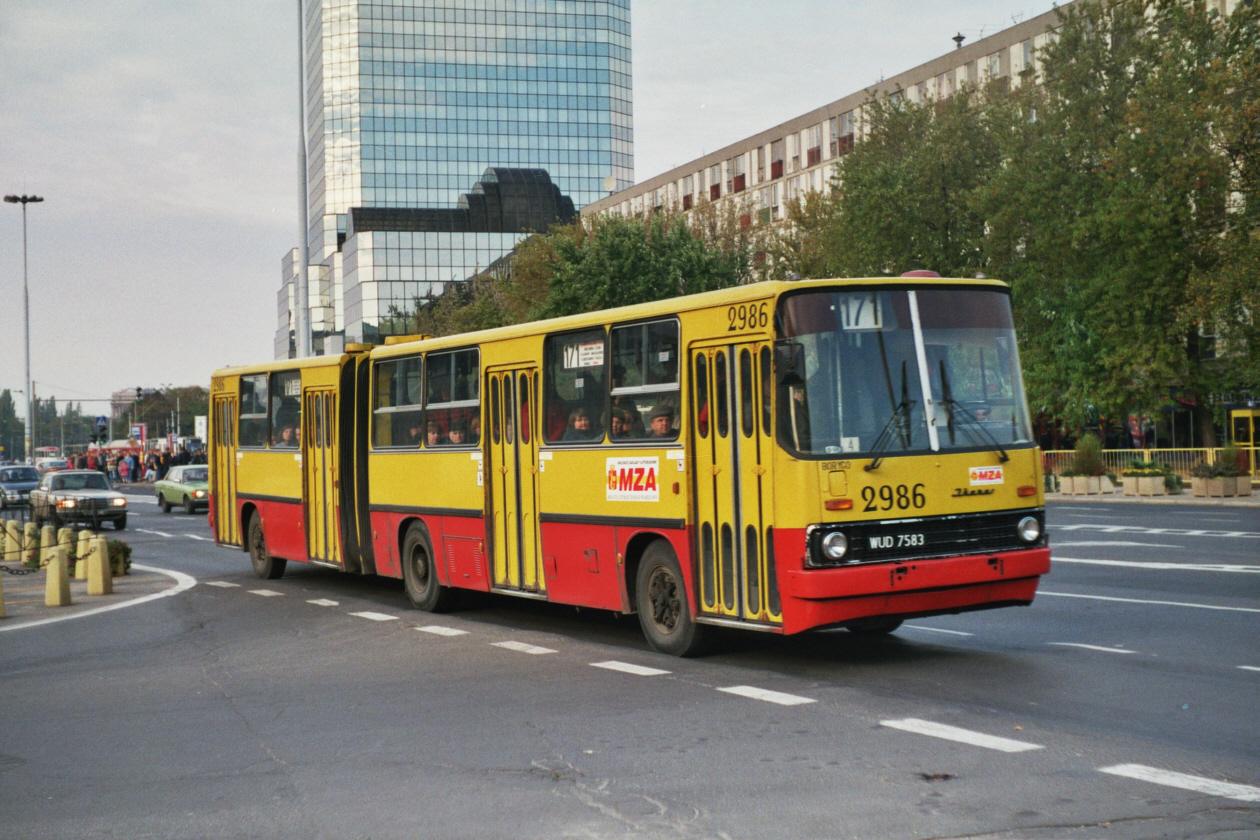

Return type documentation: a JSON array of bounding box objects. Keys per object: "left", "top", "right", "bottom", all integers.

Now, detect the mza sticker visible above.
[
  {"left": 969, "top": 466, "right": 1004, "bottom": 486},
  {"left": 607, "top": 457, "right": 659, "bottom": 502}
]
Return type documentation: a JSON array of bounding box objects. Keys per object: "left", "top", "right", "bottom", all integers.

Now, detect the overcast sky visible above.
[{"left": 0, "top": 0, "right": 1057, "bottom": 417}]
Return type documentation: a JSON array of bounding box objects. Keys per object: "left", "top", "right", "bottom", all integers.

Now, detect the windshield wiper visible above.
[
  {"left": 864, "top": 361, "right": 915, "bottom": 472},
  {"left": 939, "top": 360, "right": 1009, "bottom": 463}
]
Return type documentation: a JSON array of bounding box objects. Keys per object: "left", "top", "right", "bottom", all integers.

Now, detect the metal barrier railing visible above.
[{"left": 1043, "top": 447, "right": 1259, "bottom": 478}]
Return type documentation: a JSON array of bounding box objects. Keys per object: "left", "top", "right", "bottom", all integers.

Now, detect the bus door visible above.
[
  {"left": 689, "top": 342, "right": 781, "bottom": 625},
  {"left": 487, "top": 367, "right": 544, "bottom": 593},
  {"left": 211, "top": 395, "right": 239, "bottom": 546},
  {"left": 303, "top": 389, "right": 341, "bottom": 566}
]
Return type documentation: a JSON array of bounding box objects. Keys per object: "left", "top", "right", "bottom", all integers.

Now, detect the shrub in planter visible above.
[
  {"left": 1061, "top": 435, "right": 1107, "bottom": 494},
  {"left": 108, "top": 539, "right": 131, "bottom": 576},
  {"left": 1122, "top": 460, "right": 1170, "bottom": 496}
]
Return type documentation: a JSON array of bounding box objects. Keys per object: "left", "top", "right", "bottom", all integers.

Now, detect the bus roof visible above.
[{"left": 370, "top": 275, "right": 1008, "bottom": 360}]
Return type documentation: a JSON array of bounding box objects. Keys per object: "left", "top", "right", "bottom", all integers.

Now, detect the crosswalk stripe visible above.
[
  {"left": 417, "top": 625, "right": 469, "bottom": 636},
  {"left": 493, "top": 641, "right": 556, "bottom": 655},
  {"left": 205, "top": 581, "right": 240, "bottom": 588},
  {"left": 350, "top": 611, "right": 398, "bottom": 622},
  {"left": 591, "top": 660, "right": 671, "bottom": 677},
  {"left": 307, "top": 598, "right": 339, "bottom": 607},
  {"left": 717, "top": 685, "right": 816, "bottom": 706},
  {"left": 880, "top": 718, "right": 1043, "bottom": 752},
  {"left": 248, "top": 589, "right": 283, "bottom": 597},
  {"left": 1100, "top": 764, "right": 1260, "bottom": 803}
]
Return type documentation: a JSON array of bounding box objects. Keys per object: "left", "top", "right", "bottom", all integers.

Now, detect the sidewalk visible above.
[
  {"left": 1048, "top": 490, "right": 1260, "bottom": 507},
  {"left": 0, "top": 559, "right": 174, "bottom": 629}
]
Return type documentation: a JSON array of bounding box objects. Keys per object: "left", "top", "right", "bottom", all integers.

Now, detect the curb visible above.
[{"left": 1048, "top": 492, "right": 1260, "bottom": 507}]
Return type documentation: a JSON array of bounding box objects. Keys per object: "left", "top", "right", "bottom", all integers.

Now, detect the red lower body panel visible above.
[{"left": 241, "top": 498, "right": 306, "bottom": 563}]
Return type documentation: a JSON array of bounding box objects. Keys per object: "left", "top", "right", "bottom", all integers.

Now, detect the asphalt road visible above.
[{"left": 0, "top": 496, "right": 1256, "bottom": 839}]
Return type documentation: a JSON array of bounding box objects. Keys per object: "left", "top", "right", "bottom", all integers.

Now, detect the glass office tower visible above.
[{"left": 278, "top": 0, "right": 634, "bottom": 355}]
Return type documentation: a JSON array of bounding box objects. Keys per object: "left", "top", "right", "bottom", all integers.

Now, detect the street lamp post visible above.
[{"left": 4, "top": 194, "right": 44, "bottom": 464}]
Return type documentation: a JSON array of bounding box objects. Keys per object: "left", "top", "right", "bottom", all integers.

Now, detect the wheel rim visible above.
[
  {"left": 646, "top": 565, "right": 682, "bottom": 634},
  {"left": 250, "top": 524, "right": 266, "bottom": 564},
  {"left": 409, "top": 544, "right": 430, "bottom": 592}
]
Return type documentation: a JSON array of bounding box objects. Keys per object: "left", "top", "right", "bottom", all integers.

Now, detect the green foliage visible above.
[
  {"left": 1068, "top": 434, "right": 1106, "bottom": 477},
  {"left": 108, "top": 539, "right": 132, "bottom": 576},
  {"left": 1121, "top": 458, "right": 1171, "bottom": 476}
]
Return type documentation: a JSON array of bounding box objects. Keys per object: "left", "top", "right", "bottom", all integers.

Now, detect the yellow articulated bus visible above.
[{"left": 209, "top": 273, "right": 1050, "bottom": 655}]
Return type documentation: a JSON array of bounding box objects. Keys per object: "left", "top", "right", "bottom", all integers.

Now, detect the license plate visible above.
[{"left": 867, "top": 533, "right": 926, "bottom": 550}]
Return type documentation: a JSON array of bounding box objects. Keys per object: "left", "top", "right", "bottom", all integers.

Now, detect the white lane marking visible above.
[
  {"left": 416, "top": 625, "right": 469, "bottom": 637},
  {"left": 1238, "top": 666, "right": 1260, "bottom": 673},
  {"left": 1037, "top": 590, "right": 1260, "bottom": 614},
  {"left": 136, "top": 529, "right": 174, "bottom": 538},
  {"left": 1100, "top": 764, "right": 1260, "bottom": 803},
  {"left": 1049, "top": 642, "right": 1137, "bottom": 654},
  {"left": 1054, "top": 524, "right": 1259, "bottom": 539},
  {"left": 880, "top": 718, "right": 1043, "bottom": 752},
  {"left": 0, "top": 564, "right": 197, "bottom": 633},
  {"left": 903, "top": 625, "right": 974, "bottom": 636},
  {"left": 717, "top": 685, "right": 816, "bottom": 706},
  {"left": 185, "top": 534, "right": 212, "bottom": 542},
  {"left": 205, "top": 581, "right": 240, "bottom": 588},
  {"left": 350, "top": 611, "right": 398, "bottom": 622},
  {"left": 493, "top": 640, "right": 557, "bottom": 655},
  {"left": 1053, "top": 557, "right": 1259, "bottom": 573},
  {"left": 307, "top": 598, "right": 339, "bottom": 607},
  {"left": 1054, "top": 541, "right": 1183, "bottom": 549},
  {"left": 591, "top": 660, "right": 672, "bottom": 677},
  {"left": 249, "top": 589, "right": 283, "bottom": 597}
]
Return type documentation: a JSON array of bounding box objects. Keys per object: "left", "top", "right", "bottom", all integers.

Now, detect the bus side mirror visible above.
[{"left": 775, "top": 341, "right": 806, "bottom": 388}]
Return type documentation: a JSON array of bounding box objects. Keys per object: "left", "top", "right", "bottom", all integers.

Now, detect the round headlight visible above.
[
  {"left": 1017, "top": 516, "right": 1041, "bottom": 543},
  {"left": 821, "top": 531, "right": 849, "bottom": 561}
]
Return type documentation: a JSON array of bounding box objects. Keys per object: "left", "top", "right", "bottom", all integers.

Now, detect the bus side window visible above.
[
  {"left": 545, "top": 328, "right": 607, "bottom": 443},
  {"left": 239, "top": 374, "right": 268, "bottom": 448}
]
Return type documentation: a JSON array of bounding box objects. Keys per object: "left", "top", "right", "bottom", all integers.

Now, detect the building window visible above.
[
  {"left": 1021, "top": 40, "right": 1033, "bottom": 73},
  {"left": 788, "top": 133, "right": 800, "bottom": 173},
  {"left": 770, "top": 139, "right": 785, "bottom": 180},
  {"left": 806, "top": 125, "right": 822, "bottom": 167},
  {"left": 756, "top": 146, "right": 766, "bottom": 183},
  {"left": 836, "top": 111, "right": 855, "bottom": 156},
  {"left": 967, "top": 61, "right": 978, "bottom": 86},
  {"left": 917, "top": 82, "right": 928, "bottom": 102},
  {"left": 682, "top": 175, "right": 693, "bottom": 211},
  {"left": 709, "top": 164, "right": 722, "bottom": 200},
  {"left": 732, "top": 155, "right": 747, "bottom": 192}
]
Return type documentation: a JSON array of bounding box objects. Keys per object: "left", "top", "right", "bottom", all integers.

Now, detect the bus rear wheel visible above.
[
  {"left": 402, "top": 525, "right": 457, "bottom": 612},
  {"left": 635, "top": 540, "right": 711, "bottom": 657},
  {"left": 248, "top": 516, "right": 285, "bottom": 579}
]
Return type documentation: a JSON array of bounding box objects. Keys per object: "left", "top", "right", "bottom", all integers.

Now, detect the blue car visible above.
[{"left": 0, "top": 465, "right": 41, "bottom": 511}]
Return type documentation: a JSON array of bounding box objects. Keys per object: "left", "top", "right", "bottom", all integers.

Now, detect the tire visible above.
[
  {"left": 183, "top": 496, "right": 196, "bottom": 515},
  {"left": 248, "top": 515, "right": 286, "bottom": 579},
  {"left": 113, "top": 514, "right": 127, "bottom": 531},
  {"left": 635, "top": 540, "right": 711, "bottom": 657},
  {"left": 846, "top": 617, "right": 903, "bottom": 636},
  {"left": 159, "top": 493, "right": 171, "bottom": 514},
  {"left": 401, "top": 524, "right": 457, "bottom": 612}
]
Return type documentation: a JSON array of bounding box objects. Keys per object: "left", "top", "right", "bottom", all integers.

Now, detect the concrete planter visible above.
[
  {"left": 1062, "top": 475, "right": 1103, "bottom": 495},
  {"left": 1122, "top": 476, "right": 1138, "bottom": 496},
  {"left": 1192, "top": 477, "right": 1235, "bottom": 497},
  {"left": 1236, "top": 476, "right": 1253, "bottom": 497},
  {"left": 1137, "top": 476, "right": 1166, "bottom": 496}
]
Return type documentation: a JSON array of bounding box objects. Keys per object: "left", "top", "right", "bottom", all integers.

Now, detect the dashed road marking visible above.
[
  {"left": 903, "top": 625, "right": 974, "bottom": 636},
  {"left": 136, "top": 529, "right": 174, "bottom": 538},
  {"left": 1054, "top": 524, "right": 1259, "bottom": 539},
  {"left": 591, "top": 660, "right": 671, "bottom": 676},
  {"left": 880, "top": 718, "right": 1043, "bottom": 752},
  {"left": 307, "top": 598, "right": 339, "bottom": 607},
  {"left": 185, "top": 534, "right": 212, "bottom": 542},
  {"left": 249, "top": 589, "right": 283, "bottom": 597},
  {"left": 350, "top": 611, "right": 398, "bottom": 622},
  {"left": 1049, "top": 642, "right": 1137, "bottom": 654},
  {"left": 1037, "top": 590, "right": 1260, "bottom": 614},
  {"left": 1054, "top": 541, "right": 1182, "bottom": 549},
  {"left": 417, "top": 625, "right": 469, "bottom": 637},
  {"left": 205, "top": 581, "right": 240, "bottom": 588},
  {"left": 1239, "top": 666, "right": 1260, "bottom": 673},
  {"left": 717, "top": 685, "right": 816, "bottom": 706},
  {"left": 1099, "top": 764, "right": 1260, "bottom": 803},
  {"left": 1053, "top": 557, "right": 1260, "bottom": 573},
  {"left": 492, "top": 641, "right": 556, "bottom": 655}
]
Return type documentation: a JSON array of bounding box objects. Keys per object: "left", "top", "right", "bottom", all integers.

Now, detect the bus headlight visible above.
[
  {"left": 821, "top": 531, "right": 849, "bottom": 561},
  {"left": 1017, "top": 516, "right": 1041, "bottom": 543}
]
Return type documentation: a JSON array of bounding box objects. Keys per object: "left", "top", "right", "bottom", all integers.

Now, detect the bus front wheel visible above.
[
  {"left": 635, "top": 540, "right": 711, "bottom": 657},
  {"left": 402, "top": 525, "right": 457, "bottom": 612},
  {"left": 248, "top": 516, "right": 286, "bottom": 580}
]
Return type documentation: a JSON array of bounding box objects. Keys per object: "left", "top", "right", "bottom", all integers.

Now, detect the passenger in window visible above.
[
  {"left": 274, "top": 425, "right": 297, "bottom": 448},
  {"left": 610, "top": 408, "right": 635, "bottom": 440},
  {"left": 448, "top": 421, "right": 468, "bottom": 446},
  {"left": 648, "top": 404, "right": 676, "bottom": 439},
  {"left": 426, "top": 422, "right": 444, "bottom": 447},
  {"left": 408, "top": 421, "right": 425, "bottom": 446},
  {"left": 467, "top": 416, "right": 481, "bottom": 445},
  {"left": 562, "top": 407, "right": 600, "bottom": 441}
]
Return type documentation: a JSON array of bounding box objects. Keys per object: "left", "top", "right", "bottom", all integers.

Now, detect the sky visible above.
[{"left": 0, "top": 0, "right": 1058, "bottom": 419}]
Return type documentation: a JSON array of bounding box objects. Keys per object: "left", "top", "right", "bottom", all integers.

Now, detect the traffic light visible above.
[{"left": 135, "top": 387, "right": 142, "bottom": 401}]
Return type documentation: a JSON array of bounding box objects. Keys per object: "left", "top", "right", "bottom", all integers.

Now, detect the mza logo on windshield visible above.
[
  {"left": 969, "top": 466, "right": 1004, "bottom": 486},
  {"left": 607, "top": 457, "right": 659, "bottom": 502}
]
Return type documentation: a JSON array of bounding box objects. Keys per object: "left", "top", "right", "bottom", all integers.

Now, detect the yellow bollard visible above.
[
  {"left": 58, "top": 527, "right": 74, "bottom": 559},
  {"left": 23, "top": 522, "right": 39, "bottom": 567},
  {"left": 87, "top": 537, "right": 112, "bottom": 596},
  {"left": 40, "top": 525, "right": 57, "bottom": 571},
  {"left": 76, "top": 530, "right": 93, "bottom": 574},
  {"left": 4, "top": 520, "right": 19, "bottom": 563},
  {"left": 45, "top": 546, "right": 71, "bottom": 607}
]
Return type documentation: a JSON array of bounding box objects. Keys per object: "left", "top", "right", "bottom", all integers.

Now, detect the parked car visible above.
[
  {"left": 0, "top": 465, "right": 41, "bottom": 510},
  {"left": 154, "top": 465, "right": 209, "bottom": 514},
  {"left": 29, "top": 470, "right": 128, "bottom": 530},
  {"left": 35, "top": 458, "right": 71, "bottom": 474}
]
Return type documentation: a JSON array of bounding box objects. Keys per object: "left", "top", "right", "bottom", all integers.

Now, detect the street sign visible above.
[{"left": 95, "top": 415, "right": 108, "bottom": 430}]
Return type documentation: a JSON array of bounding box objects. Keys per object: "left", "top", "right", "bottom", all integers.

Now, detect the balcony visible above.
[
  {"left": 710, "top": 184, "right": 721, "bottom": 201},
  {"left": 732, "top": 174, "right": 746, "bottom": 193},
  {"left": 771, "top": 160, "right": 784, "bottom": 180},
  {"left": 682, "top": 194, "right": 693, "bottom": 211},
  {"left": 807, "top": 147, "right": 821, "bottom": 167},
  {"left": 836, "top": 134, "right": 855, "bottom": 155}
]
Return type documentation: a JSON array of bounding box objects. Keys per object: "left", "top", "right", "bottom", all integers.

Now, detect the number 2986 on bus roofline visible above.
[{"left": 207, "top": 273, "right": 1049, "bottom": 656}]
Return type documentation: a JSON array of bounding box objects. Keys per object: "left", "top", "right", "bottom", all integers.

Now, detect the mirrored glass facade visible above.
[{"left": 278, "top": 0, "right": 634, "bottom": 356}]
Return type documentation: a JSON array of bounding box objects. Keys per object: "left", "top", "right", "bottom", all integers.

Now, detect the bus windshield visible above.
[{"left": 776, "top": 287, "right": 1033, "bottom": 458}]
